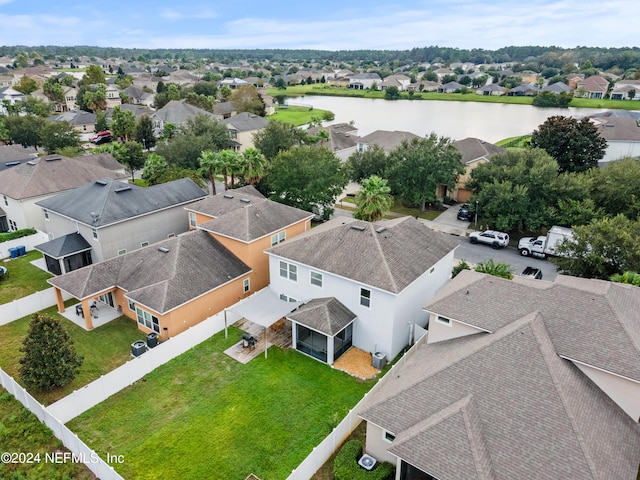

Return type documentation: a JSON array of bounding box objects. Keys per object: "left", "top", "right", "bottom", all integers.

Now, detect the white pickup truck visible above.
[{"left": 518, "top": 226, "right": 574, "bottom": 259}]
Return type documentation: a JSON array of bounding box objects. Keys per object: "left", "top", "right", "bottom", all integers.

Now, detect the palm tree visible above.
[
  {"left": 218, "top": 149, "right": 241, "bottom": 189},
  {"left": 239, "top": 148, "right": 267, "bottom": 186},
  {"left": 198, "top": 149, "right": 224, "bottom": 195},
  {"left": 353, "top": 175, "right": 393, "bottom": 222},
  {"left": 474, "top": 259, "right": 513, "bottom": 279}
]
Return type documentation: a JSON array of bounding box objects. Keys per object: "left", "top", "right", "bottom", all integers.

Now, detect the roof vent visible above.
[
  {"left": 223, "top": 194, "right": 234, "bottom": 199},
  {"left": 375, "top": 227, "right": 386, "bottom": 233},
  {"left": 46, "top": 155, "right": 62, "bottom": 161},
  {"left": 240, "top": 198, "right": 251, "bottom": 203},
  {"left": 27, "top": 161, "right": 36, "bottom": 166},
  {"left": 115, "top": 186, "right": 131, "bottom": 193},
  {"left": 95, "top": 179, "right": 108, "bottom": 185},
  {"left": 350, "top": 225, "right": 366, "bottom": 231},
  {"left": 158, "top": 247, "right": 169, "bottom": 253},
  {"left": 4, "top": 161, "right": 19, "bottom": 166}
]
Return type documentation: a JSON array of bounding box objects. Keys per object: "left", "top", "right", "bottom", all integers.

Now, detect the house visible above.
[
  {"left": 0, "top": 154, "right": 127, "bottom": 232},
  {"left": 48, "top": 229, "right": 253, "bottom": 336},
  {"left": 266, "top": 216, "right": 458, "bottom": 364},
  {"left": 34, "top": 177, "right": 207, "bottom": 274},
  {"left": 349, "top": 73, "right": 382, "bottom": 90},
  {"left": 185, "top": 185, "right": 313, "bottom": 291},
  {"left": 475, "top": 83, "right": 505, "bottom": 96},
  {"left": 359, "top": 270, "right": 640, "bottom": 480},
  {"left": 575, "top": 75, "right": 610, "bottom": 99},
  {"left": 588, "top": 110, "right": 640, "bottom": 163},
  {"left": 221, "top": 112, "right": 269, "bottom": 153},
  {"left": 381, "top": 74, "right": 411, "bottom": 91},
  {"left": 433, "top": 68, "right": 454, "bottom": 81},
  {"left": 152, "top": 100, "right": 222, "bottom": 135},
  {"left": 356, "top": 130, "right": 420, "bottom": 154},
  {"left": 213, "top": 101, "right": 237, "bottom": 119},
  {"left": 450, "top": 138, "right": 506, "bottom": 202},
  {"left": 307, "top": 123, "right": 359, "bottom": 161},
  {"left": 220, "top": 77, "right": 249, "bottom": 89},
  {"left": 48, "top": 110, "right": 97, "bottom": 135},
  {"left": 122, "top": 85, "right": 155, "bottom": 107},
  {"left": 0, "top": 86, "right": 25, "bottom": 114},
  {"left": 437, "top": 81, "right": 464, "bottom": 93},
  {"left": 62, "top": 86, "right": 79, "bottom": 112},
  {"left": 517, "top": 70, "right": 539, "bottom": 84},
  {"left": 610, "top": 79, "right": 640, "bottom": 100},
  {"left": 566, "top": 73, "right": 585, "bottom": 89},
  {"left": 105, "top": 84, "right": 121, "bottom": 109},
  {"left": 541, "top": 81, "right": 572, "bottom": 94},
  {"left": 408, "top": 79, "right": 439, "bottom": 92},
  {"left": 506, "top": 83, "right": 539, "bottom": 96}
]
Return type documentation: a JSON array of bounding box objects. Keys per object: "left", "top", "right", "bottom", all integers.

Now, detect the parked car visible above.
[
  {"left": 457, "top": 203, "right": 471, "bottom": 221},
  {"left": 469, "top": 230, "right": 509, "bottom": 249},
  {"left": 90, "top": 131, "right": 112, "bottom": 144}
]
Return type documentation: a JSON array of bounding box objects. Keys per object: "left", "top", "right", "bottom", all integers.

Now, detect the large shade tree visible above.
[
  {"left": 252, "top": 120, "right": 311, "bottom": 161},
  {"left": 40, "top": 121, "right": 80, "bottom": 153},
  {"left": 345, "top": 144, "right": 389, "bottom": 183},
  {"left": 387, "top": 134, "right": 464, "bottom": 212},
  {"left": 266, "top": 145, "right": 347, "bottom": 219},
  {"left": 529, "top": 115, "right": 607, "bottom": 173}
]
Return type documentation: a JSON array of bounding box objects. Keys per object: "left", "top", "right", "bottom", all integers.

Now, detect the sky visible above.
[{"left": 0, "top": 0, "right": 638, "bottom": 51}]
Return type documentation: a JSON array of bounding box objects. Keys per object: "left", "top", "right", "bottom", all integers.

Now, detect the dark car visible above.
[{"left": 457, "top": 203, "right": 471, "bottom": 221}]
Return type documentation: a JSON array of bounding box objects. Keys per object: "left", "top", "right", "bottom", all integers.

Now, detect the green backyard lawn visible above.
[
  {"left": 68, "top": 326, "right": 377, "bottom": 480},
  {"left": 0, "top": 250, "right": 53, "bottom": 304},
  {"left": 0, "top": 306, "right": 142, "bottom": 405},
  {"left": 267, "top": 104, "right": 333, "bottom": 126}
]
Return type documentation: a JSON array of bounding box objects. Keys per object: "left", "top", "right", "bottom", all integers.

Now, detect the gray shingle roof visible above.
[
  {"left": 0, "top": 154, "right": 128, "bottom": 200},
  {"left": 267, "top": 217, "right": 458, "bottom": 293},
  {"left": 360, "top": 303, "right": 640, "bottom": 480},
  {"left": 453, "top": 138, "right": 506, "bottom": 165},
  {"left": 221, "top": 112, "right": 269, "bottom": 132},
  {"left": 35, "top": 232, "right": 91, "bottom": 258},
  {"left": 153, "top": 100, "right": 222, "bottom": 124},
  {"left": 425, "top": 270, "right": 640, "bottom": 381},
  {"left": 358, "top": 130, "right": 420, "bottom": 152},
  {"left": 287, "top": 297, "right": 356, "bottom": 336},
  {"left": 36, "top": 177, "right": 206, "bottom": 227},
  {"left": 48, "top": 229, "right": 251, "bottom": 314}
]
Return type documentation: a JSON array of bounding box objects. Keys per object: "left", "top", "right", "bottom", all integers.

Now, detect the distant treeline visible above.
[{"left": 1, "top": 45, "right": 640, "bottom": 70}]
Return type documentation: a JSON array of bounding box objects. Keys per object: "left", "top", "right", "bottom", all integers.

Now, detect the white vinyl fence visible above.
[
  {"left": 286, "top": 333, "right": 426, "bottom": 480},
  {"left": 0, "top": 230, "right": 48, "bottom": 259},
  {"left": 47, "top": 311, "right": 226, "bottom": 423},
  {"left": 0, "top": 368, "right": 125, "bottom": 480},
  {"left": 0, "top": 288, "right": 72, "bottom": 326}
]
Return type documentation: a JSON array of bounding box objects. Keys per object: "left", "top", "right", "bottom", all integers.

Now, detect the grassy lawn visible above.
[
  {"left": 268, "top": 84, "right": 640, "bottom": 110},
  {"left": 0, "top": 250, "right": 53, "bottom": 304},
  {"left": 267, "top": 104, "right": 333, "bottom": 126},
  {"left": 68, "top": 326, "right": 377, "bottom": 480},
  {"left": 389, "top": 199, "right": 444, "bottom": 221},
  {"left": 0, "top": 387, "right": 96, "bottom": 480},
  {"left": 0, "top": 306, "right": 142, "bottom": 405}
]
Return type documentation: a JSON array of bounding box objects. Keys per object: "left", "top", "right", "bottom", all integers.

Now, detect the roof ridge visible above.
[
  {"left": 605, "top": 284, "right": 640, "bottom": 355},
  {"left": 369, "top": 223, "right": 399, "bottom": 293}
]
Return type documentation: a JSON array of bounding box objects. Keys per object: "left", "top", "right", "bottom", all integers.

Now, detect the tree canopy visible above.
[
  {"left": 346, "top": 145, "right": 389, "bottom": 183},
  {"left": 353, "top": 175, "right": 393, "bottom": 222},
  {"left": 252, "top": 120, "right": 311, "bottom": 161}
]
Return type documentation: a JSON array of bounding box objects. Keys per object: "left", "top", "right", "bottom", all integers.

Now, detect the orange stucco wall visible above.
[{"left": 188, "top": 211, "right": 215, "bottom": 230}]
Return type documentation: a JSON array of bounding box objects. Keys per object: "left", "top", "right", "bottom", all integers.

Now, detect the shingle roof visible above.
[
  {"left": 453, "top": 138, "right": 506, "bottom": 165},
  {"left": 48, "top": 229, "right": 251, "bottom": 314},
  {"left": 287, "top": 297, "right": 356, "bottom": 336},
  {"left": 360, "top": 300, "right": 640, "bottom": 480},
  {"left": 221, "top": 112, "right": 269, "bottom": 132},
  {"left": 36, "top": 177, "right": 206, "bottom": 227},
  {"left": 358, "top": 130, "right": 420, "bottom": 152},
  {"left": 153, "top": 100, "right": 222, "bottom": 124},
  {"left": 267, "top": 217, "right": 458, "bottom": 294},
  {"left": 0, "top": 154, "right": 128, "bottom": 200},
  {"left": 34, "top": 232, "right": 91, "bottom": 258}
]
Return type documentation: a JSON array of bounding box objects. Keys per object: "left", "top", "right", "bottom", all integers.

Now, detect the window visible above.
[
  {"left": 3, "top": 195, "right": 7, "bottom": 206},
  {"left": 8, "top": 219, "right": 17, "bottom": 231},
  {"left": 189, "top": 212, "right": 197, "bottom": 228},
  {"left": 117, "top": 249, "right": 126, "bottom": 255},
  {"left": 436, "top": 316, "right": 452, "bottom": 327},
  {"left": 279, "top": 293, "right": 297, "bottom": 303},
  {"left": 43, "top": 208, "right": 49, "bottom": 220},
  {"left": 136, "top": 307, "right": 160, "bottom": 333},
  {"left": 140, "top": 241, "right": 149, "bottom": 247},
  {"left": 92, "top": 227, "right": 98, "bottom": 240},
  {"left": 48, "top": 232, "right": 54, "bottom": 240},
  {"left": 310, "top": 271, "right": 323, "bottom": 287},
  {"left": 279, "top": 261, "right": 297, "bottom": 281},
  {"left": 384, "top": 431, "right": 396, "bottom": 442},
  {"left": 360, "top": 288, "right": 371, "bottom": 308},
  {"left": 243, "top": 278, "right": 250, "bottom": 293},
  {"left": 128, "top": 299, "right": 135, "bottom": 311},
  {"left": 271, "top": 231, "right": 286, "bottom": 246}
]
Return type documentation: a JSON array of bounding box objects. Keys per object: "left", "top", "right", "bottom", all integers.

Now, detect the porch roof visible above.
[
  {"left": 35, "top": 232, "right": 91, "bottom": 259},
  {"left": 227, "top": 288, "right": 302, "bottom": 328},
  {"left": 287, "top": 297, "right": 356, "bottom": 336}
]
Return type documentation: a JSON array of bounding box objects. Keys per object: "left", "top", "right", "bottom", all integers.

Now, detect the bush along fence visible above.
[
  {"left": 0, "top": 368, "right": 125, "bottom": 480},
  {"left": 0, "top": 229, "right": 48, "bottom": 259}
]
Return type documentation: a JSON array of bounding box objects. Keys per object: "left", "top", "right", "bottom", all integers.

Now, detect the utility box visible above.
[
  {"left": 146, "top": 332, "right": 159, "bottom": 348},
  {"left": 131, "top": 340, "right": 147, "bottom": 357},
  {"left": 372, "top": 351, "right": 387, "bottom": 369}
]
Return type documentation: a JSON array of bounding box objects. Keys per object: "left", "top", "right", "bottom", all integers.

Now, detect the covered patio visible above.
[{"left": 58, "top": 299, "right": 122, "bottom": 330}]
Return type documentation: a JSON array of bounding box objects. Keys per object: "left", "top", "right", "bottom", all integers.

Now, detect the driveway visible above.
[{"left": 423, "top": 204, "right": 472, "bottom": 237}]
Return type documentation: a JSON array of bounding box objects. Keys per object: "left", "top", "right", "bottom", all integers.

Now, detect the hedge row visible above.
[
  {"left": 0, "top": 228, "right": 36, "bottom": 244},
  {"left": 334, "top": 440, "right": 395, "bottom": 480}
]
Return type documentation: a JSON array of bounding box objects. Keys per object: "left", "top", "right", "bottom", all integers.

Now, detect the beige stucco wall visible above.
[
  {"left": 573, "top": 361, "right": 640, "bottom": 421},
  {"left": 364, "top": 422, "right": 398, "bottom": 465},
  {"left": 426, "top": 312, "right": 487, "bottom": 344}
]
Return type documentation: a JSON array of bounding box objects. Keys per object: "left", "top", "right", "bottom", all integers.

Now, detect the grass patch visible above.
[
  {"left": 0, "top": 250, "right": 53, "bottom": 304},
  {"left": 68, "top": 326, "right": 377, "bottom": 480},
  {"left": 0, "top": 307, "right": 141, "bottom": 405},
  {"left": 267, "top": 105, "right": 333, "bottom": 126},
  {"left": 0, "top": 387, "right": 96, "bottom": 480},
  {"left": 389, "top": 199, "right": 443, "bottom": 221}
]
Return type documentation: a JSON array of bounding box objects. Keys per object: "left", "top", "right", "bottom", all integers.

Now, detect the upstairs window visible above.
[{"left": 360, "top": 288, "right": 371, "bottom": 308}]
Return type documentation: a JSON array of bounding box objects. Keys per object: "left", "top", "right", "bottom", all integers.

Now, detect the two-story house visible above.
[
  {"left": 266, "top": 216, "right": 458, "bottom": 365},
  {"left": 34, "top": 177, "right": 207, "bottom": 275},
  {"left": 359, "top": 270, "right": 640, "bottom": 480},
  {"left": 349, "top": 73, "right": 382, "bottom": 90},
  {"left": 449, "top": 138, "right": 506, "bottom": 202},
  {"left": 221, "top": 112, "right": 270, "bottom": 153}
]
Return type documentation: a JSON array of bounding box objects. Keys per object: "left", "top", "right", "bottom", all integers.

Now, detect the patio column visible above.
[
  {"left": 81, "top": 301, "right": 94, "bottom": 330},
  {"left": 54, "top": 287, "right": 65, "bottom": 313}
]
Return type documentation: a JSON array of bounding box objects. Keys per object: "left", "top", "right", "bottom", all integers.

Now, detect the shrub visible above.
[
  {"left": 334, "top": 439, "right": 395, "bottom": 480},
  {"left": 0, "top": 228, "right": 37, "bottom": 243}
]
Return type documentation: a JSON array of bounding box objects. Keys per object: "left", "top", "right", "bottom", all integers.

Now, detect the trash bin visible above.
[
  {"left": 16, "top": 245, "right": 26, "bottom": 256},
  {"left": 371, "top": 351, "right": 387, "bottom": 369},
  {"left": 146, "top": 332, "right": 159, "bottom": 348},
  {"left": 8, "top": 247, "right": 18, "bottom": 259},
  {"left": 131, "top": 340, "right": 147, "bottom": 357}
]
